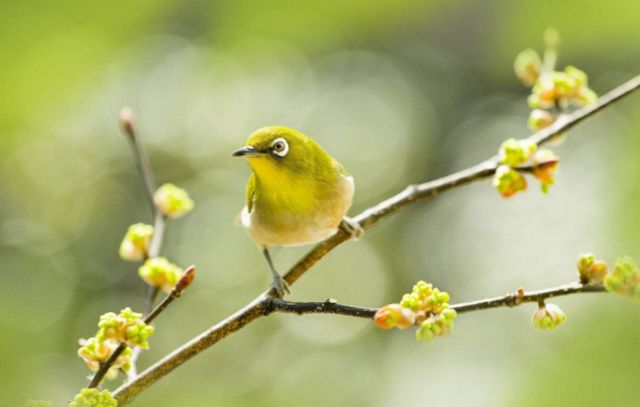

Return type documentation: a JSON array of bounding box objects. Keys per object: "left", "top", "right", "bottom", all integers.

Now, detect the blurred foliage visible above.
[{"left": 1, "top": 1, "right": 640, "bottom": 406}]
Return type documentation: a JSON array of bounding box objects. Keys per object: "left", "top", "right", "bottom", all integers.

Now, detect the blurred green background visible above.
[{"left": 2, "top": 1, "right": 640, "bottom": 406}]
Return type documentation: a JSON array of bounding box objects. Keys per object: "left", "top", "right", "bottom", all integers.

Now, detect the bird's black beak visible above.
[{"left": 232, "top": 145, "right": 261, "bottom": 157}]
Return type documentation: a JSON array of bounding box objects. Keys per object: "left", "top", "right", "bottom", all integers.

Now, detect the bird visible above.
[{"left": 233, "top": 126, "right": 361, "bottom": 297}]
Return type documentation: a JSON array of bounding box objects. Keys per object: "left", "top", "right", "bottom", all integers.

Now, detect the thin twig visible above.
[
  {"left": 266, "top": 282, "right": 607, "bottom": 319},
  {"left": 113, "top": 74, "right": 640, "bottom": 405},
  {"left": 120, "top": 107, "right": 157, "bottom": 212},
  {"left": 119, "top": 108, "right": 169, "bottom": 381},
  {"left": 87, "top": 267, "right": 196, "bottom": 388}
]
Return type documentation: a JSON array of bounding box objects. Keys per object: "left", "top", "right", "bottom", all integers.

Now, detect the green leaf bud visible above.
[{"left": 153, "top": 183, "right": 194, "bottom": 219}]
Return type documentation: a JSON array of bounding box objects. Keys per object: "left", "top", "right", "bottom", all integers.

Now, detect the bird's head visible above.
[{"left": 233, "top": 126, "right": 333, "bottom": 180}]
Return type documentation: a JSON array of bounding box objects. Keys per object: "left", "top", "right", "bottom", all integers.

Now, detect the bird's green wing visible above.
[{"left": 246, "top": 172, "right": 256, "bottom": 213}]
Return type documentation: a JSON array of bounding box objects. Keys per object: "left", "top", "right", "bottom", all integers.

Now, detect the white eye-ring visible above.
[{"left": 270, "top": 137, "right": 289, "bottom": 157}]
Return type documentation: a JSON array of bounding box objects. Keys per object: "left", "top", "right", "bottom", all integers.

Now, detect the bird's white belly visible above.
[{"left": 241, "top": 175, "right": 354, "bottom": 247}]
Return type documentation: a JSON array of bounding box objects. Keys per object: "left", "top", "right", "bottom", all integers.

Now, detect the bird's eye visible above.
[{"left": 270, "top": 138, "right": 289, "bottom": 157}]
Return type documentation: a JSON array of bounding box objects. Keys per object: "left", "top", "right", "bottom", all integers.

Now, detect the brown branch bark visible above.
[
  {"left": 113, "top": 74, "right": 640, "bottom": 405},
  {"left": 266, "top": 282, "right": 607, "bottom": 318}
]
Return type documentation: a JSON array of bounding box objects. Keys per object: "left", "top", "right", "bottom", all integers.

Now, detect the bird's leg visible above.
[
  {"left": 339, "top": 217, "right": 364, "bottom": 240},
  {"left": 261, "top": 246, "right": 290, "bottom": 297}
]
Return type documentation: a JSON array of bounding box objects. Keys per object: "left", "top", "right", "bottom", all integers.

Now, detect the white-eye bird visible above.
[{"left": 233, "top": 126, "right": 360, "bottom": 296}]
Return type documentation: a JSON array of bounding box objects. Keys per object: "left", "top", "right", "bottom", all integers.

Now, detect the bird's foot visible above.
[
  {"left": 340, "top": 217, "right": 364, "bottom": 241},
  {"left": 270, "top": 274, "right": 290, "bottom": 298}
]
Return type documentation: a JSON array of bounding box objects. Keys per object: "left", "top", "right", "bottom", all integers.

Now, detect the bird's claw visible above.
[
  {"left": 340, "top": 217, "right": 364, "bottom": 241},
  {"left": 270, "top": 274, "right": 290, "bottom": 298}
]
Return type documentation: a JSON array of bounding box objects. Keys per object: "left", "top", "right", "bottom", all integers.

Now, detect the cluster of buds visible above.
[
  {"left": 68, "top": 388, "right": 117, "bottom": 407},
  {"left": 154, "top": 183, "right": 194, "bottom": 219},
  {"left": 576, "top": 253, "right": 608, "bottom": 285},
  {"left": 493, "top": 165, "right": 527, "bottom": 198},
  {"left": 493, "top": 138, "right": 560, "bottom": 197},
  {"left": 96, "top": 307, "right": 154, "bottom": 349},
  {"left": 532, "top": 302, "right": 567, "bottom": 330},
  {"left": 499, "top": 138, "right": 537, "bottom": 167},
  {"left": 374, "top": 281, "right": 457, "bottom": 342},
  {"left": 77, "top": 337, "right": 132, "bottom": 379},
  {"left": 515, "top": 31, "right": 597, "bottom": 114},
  {"left": 415, "top": 309, "right": 458, "bottom": 341},
  {"left": 118, "top": 223, "right": 153, "bottom": 261},
  {"left": 515, "top": 30, "right": 597, "bottom": 144},
  {"left": 604, "top": 256, "right": 640, "bottom": 301},
  {"left": 528, "top": 66, "right": 597, "bottom": 111},
  {"left": 138, "top": 257, "right": 183, "bottom": 293}
]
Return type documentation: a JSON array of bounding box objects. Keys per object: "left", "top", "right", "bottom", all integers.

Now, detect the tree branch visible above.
[
  {"left": 87, "top": 267, "right": 196, "bottom": 388},
  {"left": 113, "top": 74, "right": 640, "bottom": 405},
  {"left": 266, "top": 282, "right": 607, "bottom": 319}
]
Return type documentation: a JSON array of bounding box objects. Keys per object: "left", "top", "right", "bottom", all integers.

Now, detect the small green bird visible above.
[{"left": 233, "top": 126, "right": 360, "bottom": 296}]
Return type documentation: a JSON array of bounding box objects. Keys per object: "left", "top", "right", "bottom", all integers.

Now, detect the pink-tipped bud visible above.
[
  {"left": 175, "top": 265, "right": 196, "bottom": 293},
  {"left": 374, "top": 304, "right": 415, "bottom": 330},
  {"left": 119, "top": 106, "right": 135, "bottom": 138}
]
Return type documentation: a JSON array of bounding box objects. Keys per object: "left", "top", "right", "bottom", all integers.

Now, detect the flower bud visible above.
[
  {"left": 532, "top": 303, "right": 567, "bottom": 330},
  {"left": 577, "top": 253, "right": 595, "bottom": 279},
  {"left": 138, "top": 257, "right": 183, "bottom": 293},
  {"left": 69, "top": 388, "right": 117, "bottom": 407},
  {"left": 498, "top": 138, "right": 538, "bottom": 167},
  {"left": 153, "top": 183, "right": 194, "bottom": 219},
  {"left": 528, "top": 77, "right": 557, "bottom": 109},
  {"left": 589, "top": 261, "right": 608, "bottom": 285},
  {"left": 528, "top": 65, "right": 597, "bottom": 110},
  {"left": 604, "top": 256, "right": 640, "bottom": 301},
  {"left": 77, "top": 337, "right": 132, "bottom": 378},
  {"left": 514, "top": 49, "right": 542, "bottom": 87},
  {"left": 493, "top": 165, "right": 527, "bottom": 198},
  {"left": 97, "top": 307, "right": 155, "bottom": 349},
  {"left": 527, "top": 109, "right": 555, "bottom": 131},
  {"left": 415, "top": 308, "right": 457, "bottom": 342},
  {"left": 175, "top": 265, "right": 196, "bottom": 293},
  {"left": 576, "top": 253, "right": 608, "bottom": 285},
  {"left": 532, "top": 149, "right": 559, "bottom": 194},
  {"left": 374, "top": 304, "right": 415, "bottom": 330},
  {"left": 119, "top": 223, "right": 154, "bottom": 261}
]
